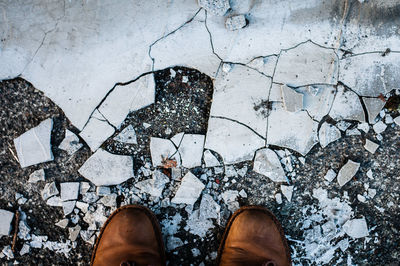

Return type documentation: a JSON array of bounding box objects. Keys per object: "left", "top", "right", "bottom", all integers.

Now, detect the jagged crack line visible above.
[
  {"left": 204, "top": 10, "right": 223, "bottom": 62},
  {"left": 211, "top": 116, "right": 266, "bottom": 141},
  {"left": 342, "top": 50, "right": 400, "bottom": 59},
  {"left": 222, "top": 61, "right": 274, "bottom": 79},
  {"left": 96, "top": 109, "right": 117, "bottom": 130}
]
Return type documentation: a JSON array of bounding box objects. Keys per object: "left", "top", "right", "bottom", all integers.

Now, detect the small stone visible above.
[
  {"left": 366, "top": 169, "right": 373, "bottom": 179},
  {"left": 253, "top": 148, "right": 287, "bottom": 182},
  {"left": 143, "top": 123, "right": 151, "bottom": 129},
  {"left": 385, "top": 114, "right": 393, "bottom": 124},
  {"left": 337, "top": 160, "right": 360, "bottom": 187},
  {"left": 18, "top": 220, "right": 31, "bottom": 240},
  {"left": 357, "top": 194, "right": 366, "bottom": 203},
  {"left": 182, "top": 76, "right": 189, "bottom": 83},
  {"left": 96, "top": 186, "right": 111, "bottom": 196},
  {"left": 225, "top": 15, "right": 247, "bottom": 31},
  {"left": 275, "top": 193, "right": 283, "bottom": 204},
  {"left": 357, "top": 122, "right": 370, "bottom": 133},
  {"left": 60, "top": 182, "right": 80, "bottom": 201},
  {"left": 239, "top": 189, "right": 247, "bottom": 198},
  {"left": 41, "top": 182, "right": 59, "bottom": 201},
  {"left": 2, "top": 246, "right": 14, "bottom": 259},
  {"left": 58, "top": 129, "right": 83, "bottom": 155},
  {"left": 281, "top": 85, "right": 303, "bottom": 112},
  {"left": 55, "top": 219, "right": 69, "bottom": 228},
  {"left": 319, "top": 122, "right": 341, "bottom": 148},
  {"left": 376, "top": 133, "right": 383, "bottom": 141},
  {"left": 280, "top": 185, "right": 294, "bottom": 202},
  {"left": 167, "top": 236, "right": 184, "bottom": 251},
  {"left": 192, "top": 248, "right": 201, "bottom": 257},
  {"left": 99, "top": 193, "right": 117, "bottom": 207},
  {"left": 324, "top": 169, "right": 337, "bottom": 182},
  {"left": 198, "top": 0, "right": 230, "bottom": 16},
  {"left": 113, "top": 125, "right": 137, "bottom": 144},
  {"left": 169, "top": 69, "right": 176, "bottom": 78},
  {"left": 368, "top": 188, "right": 377, "bottom": 198},
  {"left": 13, "top": 118, "right": 54, "bottom": 168},
  {"left": 62, "top": 201, "right": 76, "bottom": 216},
  {"left": 0, "top": 210, "right": 14, "bottom": 237},
  {"left": 203, "top": 150, "right": 220, "bottom": 168},
  {"left": 373, "top": 121, "right": 387, "bottom": 134},
  {"left": 171, "top": 172, "right": 205, "bottom": 205},
  {"left": 19, "top": 243, "right": 30, "bottom": 256},
  {"left": 343, "top": 218, "right": 369, "bottom": 238},
  {"left": 364, "top": 139, "right": 379, "bottom": 154},
  {"left": 28, "top": 169, "right": 45, "bottom": 183},
  {"left": 221, "top": 190, "right": 239, "bottom": 212},
  {"left": 68, "top": 225, "right": 81, "bottom": 241},
  {"left": 337, "top": 239, "right": 349, "bottom": 252}
]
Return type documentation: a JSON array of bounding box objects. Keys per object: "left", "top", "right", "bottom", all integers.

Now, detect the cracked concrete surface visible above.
[{"left": 1, "top": 0, "right": 400, "bottom": 265}]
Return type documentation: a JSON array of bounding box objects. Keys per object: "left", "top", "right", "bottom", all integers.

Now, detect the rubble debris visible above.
[
  {"left": 46, "top": 196, "right": 62, "bottom": 207},
  {"left": 170, "top": 132, "right": 184, "bottom": 146},
  {"left": 79, "top": 110, "right": 115, "bottom": 152},
  {"left": 1, "top": 246, "right": 14, "bottom": 259},
  {"left": 60, "top": 183, "right": 80, "bottom": 201},
  {"left": 357, "top": 122, "right": 369, "bottom": 133},
  {"left": 68, "top": 225, "right": 81, "bottom": 241},
  {"left": 346, "top": 128, "right": 361, "bottom": 136},
  {"left": 343, "top": 218, "right": 369, "bottom": 238},
  {"left": 221, "top": 190, "right": 239, "bottom": 212},
  {"left": 324, "top": 169, "right": 337, "bottom": 182},
  {"left": 280, "top": 185, "right": 294, "bottom": 202},
  {"left": 178, "top": 134, "right": 205, "bottom": 168},
  {"left": 253, "top": 148, "right": 287, "bottom": 182},
  {"left": 225, "top": 15, "right": 247, "bottom": 31},
  {"left": 281, "top": 85, "right": 303, "bottom": 112},
  {"left": 167, "top": 236, "right": 184, "bottom": 251},
  {"left": 80, "top": 182, "right": 91, "bottom": 195},
  {"left": 28, "top": 169, "right": 45, "bottom": 183},
  {"left": 62, "top": 201, "right": 76, "bottom": 216},
  {"left": 171, "top": 172, "right": 205, "bottom": 205},
  {"left": 150, "top": 137, "right": 181, "bottom": 168},
  {"left": 76, "top": 202, "right": 89, "bottom": 213},
  {"left": 199, "top": 194, "right": 220, "bottom": 220},
  {"left": 319, "top": 122, "right": 341, "bottom": 148},
  {"left": 385, "top": 114, "right": 393, "bottom": 124},
  {"left": 78, "top": 149, "right": 134, "bottom": 186},
  {"left": 80, "top": 230, "right": 95, "bottom": 245},
  {"left": 372, "top": 121, "right": 387, "bottom": 134},
  {"left": 198, "top": 0, "right": 230, "bottom": 16},
  {"left": 239, "top": 189, "right": 247, "bottom": 198},
  {"left": 337, "top": 160, "right": 360, "bottom": 187},
  {"left": 363, "top": 97, "right": 386, "bottom": 122},
  {"left": 99, "top": 194, "right": 117, "bottom": 207},
  {"left": 41, "top": 182, "right": 59, "bottom": 201},
  {"left": 16, "top": 193, "right": 27, "bottom": 205},
  {"left": 0, "top": 210, "right": 14, "bottom": 237},
  {"left": 82, "top": 192, "right": 99, "bottom": 204},
  {"left": 203, "top": 150, "right": 220, "bottom": 167},
  {"left": 20, "top": 243, "right": 30, "bottom": 256},
  {"left": 357, "top": 194, "right": 366, "bottom": 203},
  {"left": 329, "top": 86, "right": 365, "bottom": 123},
  {"left": 96, "top": 186, "right": 111, "bottom": 196},
  {"left": 113, "top": 125, "right": 138, "bottom": 144},
  {"left": 274, "top": 41, "right": 338, "bottom": 87},
  {"left": 298, "top": 85, "right": 335, "bottom": 121},
  {"left": 135, "top": 170, "right": 170, "bottom": 198},
  {"left": 275, "top": 193, "right": 282, "bottom": 204},
  {"left": 83, "top": 205, "right": 107, "bottom": 230},
  {"left": 364, "top": 139, "right": 379, "bottom": 154},
  {"left": 13, "top": 118, "right": 54, "bottom": 168},
  {"left": 58, "top": 129, "right": 83, "bottom": 155},
  {"left": 394, "top": 116, "right": 400, "bottom": 126},
  {"left": 55, "top": 219, "right": 69, "bottom": 229}
]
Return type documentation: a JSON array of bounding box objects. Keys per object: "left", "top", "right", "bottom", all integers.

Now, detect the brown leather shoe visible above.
[
  {"left": 91, "top": 205, "right": 166, "bottom": 266},
  {"left": 217, "top": 206, "right": 291, "bottom": 266}
]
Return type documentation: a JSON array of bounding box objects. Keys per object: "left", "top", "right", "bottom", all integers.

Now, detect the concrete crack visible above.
[{"left": 211, "top": 115, "right": 266, "bottom": 141}]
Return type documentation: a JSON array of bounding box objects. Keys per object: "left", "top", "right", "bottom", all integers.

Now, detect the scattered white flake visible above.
[
  {"left": 346, "top": 128, "right": 361, "bottom": 136},
  {"left": 62, "top": 201, "right": 76, "bottom": 216},
  {"left": 239, "top": 189, "right": 247, "bottom": 198},
  {"left": 182, "top": 76, "right": 189, "bottom": 83},
  {"left": 337, "top": 238, "right": 349, "bottom": 252},
  {"left": 80, "top": 182, "right": 91, "bottom": 195},
  {"left": 366, "top": 169, "right": 374, "bottom": 179},
  {"left": 41, "top": 182, "right": 59, "bottom": 200},
  {"left": 28, "top": 169, "right": 45, "bottom": 183},
  {"left": 150, "top": 137, "right": 181, "bottom": 168},
  {"left": 68, "top": 225, "right": 81, "bottom": 241},
  {"left": 161, "top": 213, "right": 182, "bottom": 236},
  {"left": 167, "top": 236, "right": 184, "bottom": 251},
  {"left": 96, "top": 186, "right": 111, "bottom": 196},
  {"left": 275, "top": 193, "right": 283, "bottom": 204},
  {"left": 281, "top": 85, "right": 303, "bottom": 112},
  {"left": 376, "top": 133, "right": 383, "bottom": 141},
  {"left": 394, "top": 116, "right": 400, "bottom": 126},
  {"left": 185, "top": 209, "right": 214, "bottom": 237},
  {"left": 13, "top": 118, "right": 54, "bottom": 168},
  {"left": 373, "top": 121, "right": 387, "bottom": 134},
  {"left": 221, "top": 190, "right": 239, "bottom": 212},
  {"left": 171, "top": 172, "right": 205, "bottom": 205},
  {"left": 1, "top": 246, "right": 14, "bottom": 259},
  {"left": 46, "top": 196, "right": 62, "bottom": 207},
  {"left": 55, "top": 219, "right": 69, "bottom": 228},
  {"left": 76, "top": 202, "right": 89, "bottom": 213},
  {"left": 199, "top": 194, "right": 220, "bottom": 221},
  {"left": 203, "top": 150, "right": 220, "bottom": 167},
  {"left": 170, "top": 132, "right": 184, "bottom": 146},
  {"left": 20, "top": 243, "right": 30, "bottom": 256},
  {"left": 78, "top": 149, "right": 134, "bottom": 186},
  {"left": 324, "top": 169, "right": 337, "bottom": 182},
  {"left": 143, "top": 123, "right": 151, "bottom": 129},
  {"left": 135, "top": 170, "right": 170, "bottom": 198},
  {"left": 80, "top": 230, "right": 95, "bottom": 245},
  {"left": 363, "top": 97, "right": 386, "bottom": 122},
  {"left": 60, "top": 182, "right": 80, "bottom": 201},
  {"left": 343, "top": 218, "right": 369, "bottom": 238},
  {"left": 59, "top": 130, "right": 83, "bottom": 155},
  {"left": 281, "top": 185, "right": 294, "bottom": 202},
  {"left": 319, "top": 122, "right": 341, "bottom": 148},
  {"left": 357, "top": 194, "right": 366, "bottom": 203},
  {"left": 0, "top": 210, "right": 14, "bottom": 237},
  {"left": 113, "top": 125, "right": 137, "bottom": 144},
  {"left": 368, "top": 188, "right": 377, "bottom": 198},
  {"left": 357, "top": 122, "right": 370, "bottom": 133},
  {"left": 82, "top": 192, "right": 99, "bottom": 203},
  {"left": 253, "top": 148, "right": 287, "bottom": 182},
  {"left": 99, "top": 193, "right": 117, "bottom": 207},
  {"left": 178, "top": 134, "right": 205, "bottom": 168},
  {"left": 337, "top": 160, "right": 360, "bottom": 187},
  {"left": 299, "top": 157, "right": 306, "bottom": 165},
  {"left": 225, "top": 15, "right": 247, "bottom": 31},
  {"left": 169, "top": 68, "right": 176, "bottom": 78},
  {"left": 364, "top": 139, "right": 379, "bottom": 154},
  {"left": 198, "top": 0, "right": 230, "bottom": 16}
]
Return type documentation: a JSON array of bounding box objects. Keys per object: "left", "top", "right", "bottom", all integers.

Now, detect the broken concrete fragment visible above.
[
  {"left": 13, "top": 118, "right": 53, "bottom": 168},
  {"left": 363, "top": 97, "right": 386, "bottom": 122},
  {"left": 357, "top": 122, "right": 370, "bottom": 133},
  {"left": 225, "top": 15, "right": 247, "bottom": 31},
  {"left": 324, "top": 169, "right": 337, "bottom": 182},
  {"left": 20, "top": 243, "right": 30, "bottom": 256},
  {"left": 80, "top": 182, "right": 91, "bottom": 195},
  {"left": 135, "top": 170, "right": 170, "bottom": 198},
  {"left": 59, "top": 130, "right": 83, "bottom": 155},
  {"left": 60, "top": 183, "right": 80, "bottom": 201},
  {"left": 62, "top": 201, "right": 76, "bottom": 216},
  {"left": 178, "top": 134, "right": 205, "bottom": 168},
  {"left": 55, "top": 219, "right": 69, "bottom": 229},
  {"left": 281, "top": 85, "right": 303, "bottom": 112},
  {"left": 76, "top": 202, "right": 89, "bottom": 213},
  {"left": 203, "top": 150, "right": 220, "bottom": 167},
  {"left": 394, "top": 116, "right": 400, "bottom": 126},
  {"left": 46, "top": 196, "right": 62, "bottom": 207},
  {"left": 99, "top": 194, "right": 117, "bottom": 207},
  {"left": 319, "top": 122, "right": 341, "bottom": 148},
  {"left": 28, "top": 169, "right": 45, "bottom": 183},
  {"left": 96, "top": 187, "right": 111, "bottom": 196},
  {"left": 298, "top": 85, "right": 336, "bottom": 121},
  {"left": 364, "top": 139, "right": 379, "bottom": 154},
  {"left": 373, "top": 121, "right": 387, "bottom": 134},
  {"left": 199, "top": 194, "right": 220, "bottom": 220},
  {"left": 329, "top": 86, "right": 365, "bottom": 123},
  {"left": 346, "top": 128, "right": 361, "bottom": 136},
  {"left": 281, "top": 185, "right": 294, "bottom": 202},
  {"left": 68, "top": 225, "right": 81, "bottom": 242},
  {"left": 79, "top": 110, "right": 115, "bottom": 152},
  {"left": 150, "top": 137, "right": 181, "bottom": 168},
  {"left": 336, "top": 121, "right": 352, "bottom": 131},
  {"left": 0, "top": 210, "right": 14, "bottom": 237},
  {"left": 343, "top": 218, "right": 369, "bottom": 238},
  {"left": 78, "top": 149, "right": 134, "bottom": 186},
  {"left": 274, "top": 41, "right": 338, "bottom": 87},
  {"left": 337, "top": 160, "right": 360, "bottom": 187},
  {"left": 253, "top": 148, "right": 287, "bottom": 182},
  {"left": 41, "top": 182, "right": 59, "bottom": 201},
  {"left": 198, "top": 0, "right": 230, "bottom": 16},
  {"left": 167, "top": 236, "right": 184, "bottom": 251},
  {"left": 221, "top": 190, "right": 239, "bottom": 212},
  {"left": 113, "top": 125, "right": 137, "bottom": 144},
  {"left": 185, "top": 209, "right": 214, "bottom": 237},
  {"left": 171, "top": 172, "right": 205, "bottom": 205}
]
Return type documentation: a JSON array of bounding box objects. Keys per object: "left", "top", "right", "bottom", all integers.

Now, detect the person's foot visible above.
[
  {"left": 91, "top": 205, "right": 166, "bottom": 266},
  {"left": 217, "top": 206, "right": 291, "bottom": 266}
]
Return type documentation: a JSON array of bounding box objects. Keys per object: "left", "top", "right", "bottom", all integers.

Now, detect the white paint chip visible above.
[
  {"left": 281, "top": 185, "right": 294, "bottom": 202},
  {"left": 178, "top": 134, "right": 205, "bottom": 168},
  {"left": 319, "top": 122, "right": 341, "bottom": 148},
  {"left": 343, "top": 218, "right": 369, "bottom": 238},
  {"left": 364, "top": 139, "right": 379, "bottom": 154},
  {"left": 281, "top": 85, "right": 303, "bottom": 112},
  {"left": 253, "top": 148, "right": 287, "bottom": 182},
  {"left": 60, "top": 183, "right": 80, "bottom": 201},
  {"left": 150, "top": 137, "right": 181, "bottom": 168},
  {"left": 28, "top": 169, "right": 45, "bottom": 183},
  {"left": 171, "top": 172, "right": 205, "bottom": 205},
  {"left": 0, "top": 210, "right": 14, "bottom": 237},
  {"left": 13, "top": 118, "right": 54, "bottom": 168},
  {"left": 113, "top": 125, "right": 137, "bottom": 144},
  {"left": 78, "top": 149, "right": 134, "bottom": 186},
  {"left": 337, "top": 160, "right": 360, "bottom": 187},
  {"left": 58, "top": 130, "right": 83, "bottom": 155}
]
